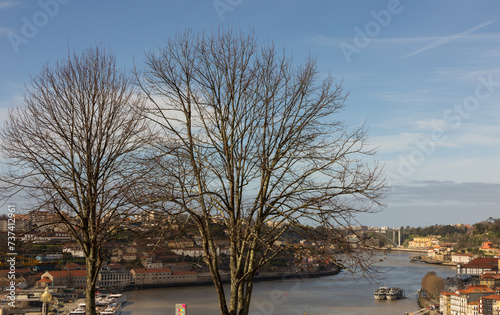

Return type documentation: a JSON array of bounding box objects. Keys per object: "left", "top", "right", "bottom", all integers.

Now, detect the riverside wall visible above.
[{"left": 123, "top": 267, "right": 341, "bottom": 291}]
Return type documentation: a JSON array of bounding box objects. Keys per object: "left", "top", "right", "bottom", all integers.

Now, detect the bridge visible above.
[{"left": 366, "top": 228, "right": 404, "bottom": 248}]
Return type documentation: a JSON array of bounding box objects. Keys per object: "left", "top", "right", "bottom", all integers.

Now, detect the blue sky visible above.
[{"left": 1, "top": 0, "right": 500, "bottom": 227}]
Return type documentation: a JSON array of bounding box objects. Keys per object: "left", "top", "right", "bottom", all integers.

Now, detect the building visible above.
[
  {"left": 167, "top": 238, "right": 194, "bottom": 248},
  {"left": 457, "top": 258, "right": 498, "bottom": 276},
  {"left": 408, "top": 237, "right": 437, "bottom": 249},
  {"left": 142, "top": 257, "right": 164, "bottom": 269},
  {"left": 63, "top": 263, "right": 84, "bottom": 271},
  {"left": 452, "top": 253, "right": 475, "bottom": 265},
  {"left": 467, "top": 300, "right": 479, "bottom": 315},
  {"left": 481, "top": 242, "right": 494, "bottom": 250},
  {"left": 440, "top": 291, "right": 454, "bottom": 315},
  {"left": 448, "top": 285, "right": 496, "bottom": 315},
  {"left": 40, "top": 270, "right": 87, "bottom": 288},
  {"left": 130, "top": 268, "right": 172, "bottom": 285},
  {"left": 480, "top": 294, "right": 500, "bottom": 315},
  {"left": 62, "top": 244, "right": 85, "bottom": 258},
  {"left": 163, "top": 262, "right": 193, "bottom": 272},
  {"left": 98, "top": 264, "right": 131, "bottom": 288},
  {"left": 0, "top": 218, "right": 29, "bottom": 232},
  {"left": 480, "top": 274, "right": 500, "bottom": 290},
  {"left": 36, "top": 277, "right": 52, "bottom": 289},
  {"left": 170, "top": 270, "right": 197, "bottom": 283},
  {"left": 130, "top": 268, "right": 198, "bottom": 286},
  {"left": 172, "top": 247, "right": 204, "bottom": 258},
  {"left": 0, "top": 269, "right": 28, "bottom": 289}
]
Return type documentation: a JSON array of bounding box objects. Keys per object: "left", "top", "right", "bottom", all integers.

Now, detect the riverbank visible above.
[
  {"left": 386, "top": 247, "right": 429, "bottom": 253},
  {"left": 410, "top": 255, "right": 457, "bottom": 266},
  {"left": 124, "top": 267, "right": 341, "bottom": 291}
]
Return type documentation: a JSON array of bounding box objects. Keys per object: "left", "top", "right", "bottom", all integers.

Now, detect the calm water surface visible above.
[{"left": 122, "top": 252, "right": 456, "bottom": 314}]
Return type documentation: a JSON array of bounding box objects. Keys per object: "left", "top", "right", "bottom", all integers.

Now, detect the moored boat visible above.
[
  {"left": 70, "top": 298, "right": 123, "bottom": 315},
  {"left": 99, "top": 303, "right": 122, "bottom": 315},
  {"left": 108, "top": 293, "right": 127, "bottom": 304},
  {"left": 374, "top": 287, "right": 388, "bottom": 300},
  {"left": 69, "top": 303, "right": 87, "bottom": 315},
  {"left": 386, "top": 287, "right": 404, "bottom": 300}
]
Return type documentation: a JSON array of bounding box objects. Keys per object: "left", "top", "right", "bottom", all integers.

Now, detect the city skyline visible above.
[{"left": 1, "top": 1, "right": 500, "bottom": 227}]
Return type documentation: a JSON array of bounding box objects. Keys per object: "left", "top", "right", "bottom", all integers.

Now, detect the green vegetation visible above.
[{"left": 401, "top": 218, "right": 500, "bottom": 252}]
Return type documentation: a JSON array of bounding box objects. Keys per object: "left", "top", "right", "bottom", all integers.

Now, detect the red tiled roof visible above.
[
  {"left": 37, "top": 278, "right": 52, "bottom": 283},
  {"left": 481, "top": 274, "right": 500, "bottom": 280},
  {"left": 462, "top": 258, "right": 498, "bottom": 269},
  {"left": 64, "top": 263, "right": 83, "bottom": 270},
  {"left": 46, "top": 270, "right": 87, "bottom": 278},
  {"left": 171, "top": 271, "right": 197, "bottom": 275},
  {"left": 457, "top": 285, "right": 495, "bottom": 295}
]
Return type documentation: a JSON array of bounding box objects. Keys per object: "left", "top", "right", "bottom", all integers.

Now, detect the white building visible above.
[
  {"left": 452, "top": 253, "right": 475, "bottom": 264},
  {"left": 98, "top": 268, "right": 131, "bottom": 287}
]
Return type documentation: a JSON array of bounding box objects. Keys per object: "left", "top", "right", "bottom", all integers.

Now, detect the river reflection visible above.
[{"left": 123, "top": 252, "right": 456, "bottom": 315}]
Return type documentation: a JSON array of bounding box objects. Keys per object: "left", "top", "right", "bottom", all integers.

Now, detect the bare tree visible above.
[
  {"left": 421, "top": 271, "right": 445, "bottom": 298},
  {"left": 138, "top": 27, "right": 387, "bottom": 315},
  {"left": 0, "top": 46, "right": 148, "bottom": 315}
]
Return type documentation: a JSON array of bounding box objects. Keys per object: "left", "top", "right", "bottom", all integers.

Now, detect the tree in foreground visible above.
[
  {"left": 0, "top": 46, "right": 147, "bottom": 315},
  {"left": 138, "top": 27, "right": 387, "bottom": 315}
]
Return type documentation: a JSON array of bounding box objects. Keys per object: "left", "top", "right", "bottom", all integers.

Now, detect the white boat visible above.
[
  {"left": 69, "top": 304, "right": 87, "bottom": 315},
  {"left": 374, "top": 287, "right": 388, "bottom": 300},
  {"left": 96, "top": 296, "right": 113, "bottom": 306},
  {"left": 70, "top": 301, "right": 122, "bottom": 315},
  {"left": 386, "top": 287, "right": 404, "bottom": 300},
  {"left": 107, "top": 293, "right": 126, "bottom": 304},
  {"left": 99, "top": 303, "right": 122, "bottom": 315}
]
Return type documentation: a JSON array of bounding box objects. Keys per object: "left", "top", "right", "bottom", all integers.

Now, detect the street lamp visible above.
[{"left": 41, "top": 287, "right": 52, "bottom": 315}]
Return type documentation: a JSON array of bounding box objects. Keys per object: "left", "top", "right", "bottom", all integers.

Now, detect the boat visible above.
[
  {"left": 374, "top": 287, "right": 388, "bottom": 300},
  {"left": 99, "top": 303, "right": 122, "bottom": 315},
  {"left": 70, "top": 299, "right": 122, "bottom": 315},
  {"left": 386, "top": 287, "right": 404, "bottom": 300},
  {"left": 107, "top": 293, "right": 127, "bottom": 304},
  {"left": 69, "top": 303, "right": 87, "bottom": 315},
  {"left": 96, "top": 296, "right": 113, "bottom": 306}
]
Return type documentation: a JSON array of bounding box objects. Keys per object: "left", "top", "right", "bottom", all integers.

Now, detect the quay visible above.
[{"left": 409, "top": 255, "right": 456, "bottom": 266}]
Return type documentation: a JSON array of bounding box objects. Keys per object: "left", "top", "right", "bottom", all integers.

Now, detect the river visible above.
[{"left": 122, "top": 252, "right": 456, "bottom": 314}]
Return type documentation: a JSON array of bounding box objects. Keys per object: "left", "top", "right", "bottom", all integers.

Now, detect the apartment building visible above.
[{"left": 443, "top": 285, "right": 495, "bottom": 315}]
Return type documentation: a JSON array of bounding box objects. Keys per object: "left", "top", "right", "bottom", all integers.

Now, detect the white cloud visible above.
[
  {"left": 358, "top": 180, "right": 500, "bottom": 227},
  {"left": 414, "top": 119, "right": 448, "bottom": 131},
  {"left": 459, "top": 132, "right": 500, "bottom": 146},
  {"left": 0, "top": 0, "right": 18, "bottom": 10},
  {"left": 370, "top": 132, "right": 423, "bottom": 154}
]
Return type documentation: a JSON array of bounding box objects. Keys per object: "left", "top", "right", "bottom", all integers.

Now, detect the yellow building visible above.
[{"left": 409, "top": 237, "right": 436, "bottom": 249}]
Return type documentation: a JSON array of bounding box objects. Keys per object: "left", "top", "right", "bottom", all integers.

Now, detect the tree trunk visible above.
[{"left": 85, "top": 253, "right": 99, "bottom": 315}]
